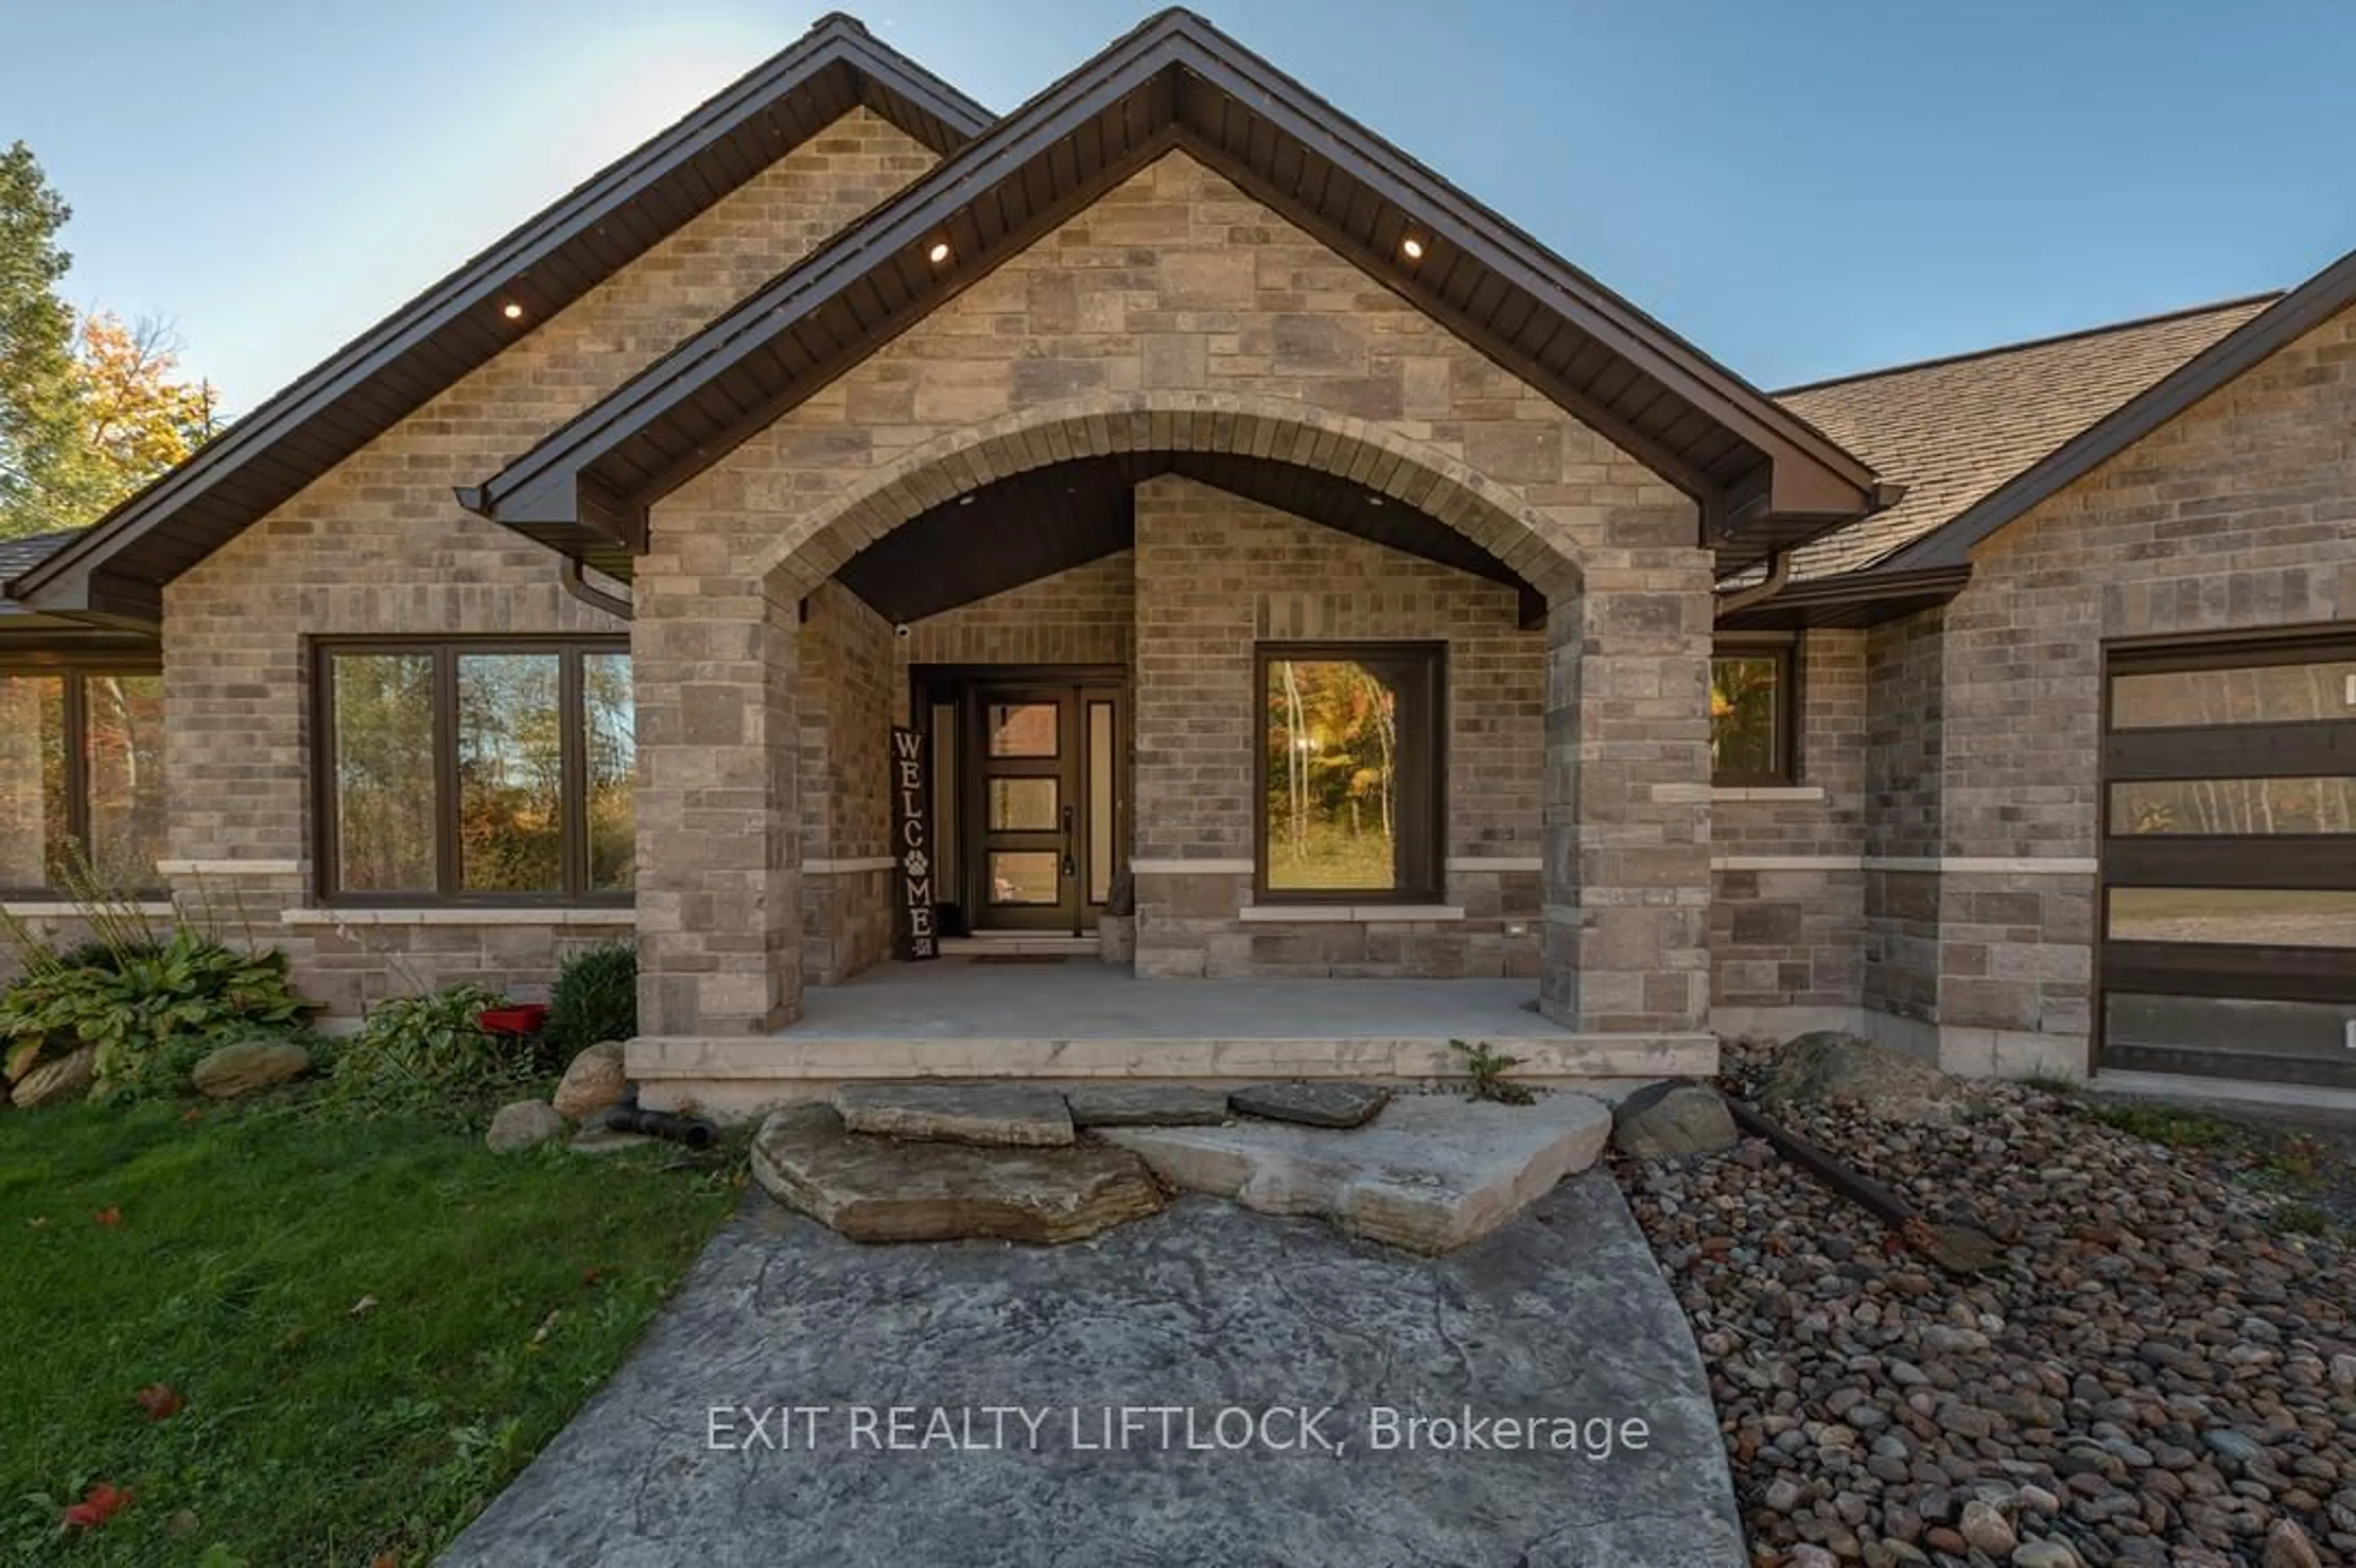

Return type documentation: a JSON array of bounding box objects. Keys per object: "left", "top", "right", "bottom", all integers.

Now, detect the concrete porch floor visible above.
[{"left": 631, "top": 961, "right": 1717, "bottom": 1119}]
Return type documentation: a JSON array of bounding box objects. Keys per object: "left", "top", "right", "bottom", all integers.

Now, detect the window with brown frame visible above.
[
  {"left": 317, "top": 640, "right": 633, "bottom": 903},
  {"left": 1711, "top": 640, "right": 1796, "bottom": 785},
  {"left": 1255, "top": 643, "right": 1444, "bottom": 903},
  {"left": 0, "top": 666, "right": 167, "bottom": 893}
]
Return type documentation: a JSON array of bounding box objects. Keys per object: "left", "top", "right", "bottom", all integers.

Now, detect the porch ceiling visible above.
[{"left": 834, "top": 450, "right": 1547, "bottom": 626}]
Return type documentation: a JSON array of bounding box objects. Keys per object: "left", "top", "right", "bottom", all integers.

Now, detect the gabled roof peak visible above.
[
  {"left": 11, "top": 12, "right": 991, "bottom": 623},
  {"left": 464, "top": 6, "right": 1885, "bottom": 577}
]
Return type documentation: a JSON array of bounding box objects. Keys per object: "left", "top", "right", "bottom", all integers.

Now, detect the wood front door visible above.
[
  {"left": 2098, "top": 632, "right": 2356, "bottom": 1088},
  {"left": 923, "top": 671, "right": 1125, "bottom": 936}
]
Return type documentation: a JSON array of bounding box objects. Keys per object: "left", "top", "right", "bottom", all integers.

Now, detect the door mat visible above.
[{"left": 969, "top": 954, "right": 1072, "bottom": 965}]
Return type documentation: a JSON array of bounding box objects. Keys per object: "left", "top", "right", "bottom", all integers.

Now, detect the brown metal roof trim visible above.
[
  {"left": 1711, "top": 563, "right": 1971, "bottom": 632},
  {"left": 1879, "top": 243, "right": 2356, "bottom": 574},
  {"left": 9, "top": 14, "right": 992, "bottom": 626},
  {"left": 461, "top": 7, "right": 1887, "bottom": 578}
]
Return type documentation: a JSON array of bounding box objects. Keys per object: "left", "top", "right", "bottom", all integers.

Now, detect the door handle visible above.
[{"left": 1061, "top": 803, "right": 1076, "bottom": 877}]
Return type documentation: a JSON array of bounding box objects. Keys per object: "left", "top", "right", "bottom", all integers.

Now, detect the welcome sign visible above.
[{"left": 890, "top": 726, "right": 939, "bottom": 961}]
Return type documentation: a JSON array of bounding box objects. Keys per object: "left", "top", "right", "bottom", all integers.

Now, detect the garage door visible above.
[{"left": 2099, "top": 632, "right": 2356, "bottom": 1088}]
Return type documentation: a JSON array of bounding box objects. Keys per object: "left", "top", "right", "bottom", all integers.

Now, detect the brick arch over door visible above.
[{"left": 748, "top": 392, "right": 1584, "bottom": 607}]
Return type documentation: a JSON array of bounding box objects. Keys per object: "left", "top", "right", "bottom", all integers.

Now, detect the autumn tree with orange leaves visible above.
[{"left": 0, "top": 141, "right": 217, "bottom": 539}]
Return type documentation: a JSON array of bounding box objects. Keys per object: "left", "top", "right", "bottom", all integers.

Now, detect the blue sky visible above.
[{"left": 7, "top": 1, "right": 2352, "bottom": 413}]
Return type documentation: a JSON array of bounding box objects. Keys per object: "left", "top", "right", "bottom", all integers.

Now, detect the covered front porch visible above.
[{"left": 627, "top": 958, "right": 1716, "bottom": 1118}]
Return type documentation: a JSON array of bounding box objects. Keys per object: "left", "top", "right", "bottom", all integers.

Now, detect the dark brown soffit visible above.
[
  {"left": 7, "top": 13, "right": 992, "bottom": 626},
  {"left": 461, "top": 7, "right": 1887, "bottom": 579}
]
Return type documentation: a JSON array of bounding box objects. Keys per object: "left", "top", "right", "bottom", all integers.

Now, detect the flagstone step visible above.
[{"left": 1099, "top": 1092, "right": 1613, "bottom": 1253}]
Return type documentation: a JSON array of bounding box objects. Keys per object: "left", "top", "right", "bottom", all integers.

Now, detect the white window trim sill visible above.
[
  {"left": 283, "top": 907, "right": 636, "bottom": 928},
  {"left": 1712, "top": 785, "right": 1827, "bottom": 802},
  {"left": 1238, "top": 904, "right": 1465, "bottom": 924}
]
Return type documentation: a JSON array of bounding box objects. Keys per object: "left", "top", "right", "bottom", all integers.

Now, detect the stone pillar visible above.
[
  {"left": 633, "top": 572, "right": 803, "bottom": 1037},
  {"left": 1540, "top": 551, "right": 1715, "bottom": 1034}
]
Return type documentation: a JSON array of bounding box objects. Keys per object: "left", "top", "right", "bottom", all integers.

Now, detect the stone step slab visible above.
[
  {"left": 753, "top": 1105, "right": 1161, "bottom": 1245},
  {"left": 1228, "top": 1081, "right": 1388, "bottom": 1128},
  {"left": 1063, "top": 1085, "right": 1231, "bottom": 1127},
  {"left": 1100, "top": 1091, "right": 1612, "bottom": 1254},
  {"left": 834, "top": 1081, "right": 1074, "bottom": 1147}
]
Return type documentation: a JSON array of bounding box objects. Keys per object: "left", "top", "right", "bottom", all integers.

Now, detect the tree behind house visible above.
[{"left": 0, "top": 140, "right": 217, "bottom": 538}]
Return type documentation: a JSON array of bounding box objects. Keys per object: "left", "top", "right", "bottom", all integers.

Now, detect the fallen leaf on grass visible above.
[
  {"left": 529, "top": 1310, "right": 563, "bottom": 1348},
  {"left": 26, "top": 1215, "right": 48, "bottom": 1229},
  {"left": 580, "top": 1266, "right": 606, "bottom": 1288},
  {"left": 135, "top": 1382, "right": 186, "bottom": 1421},
  {"left": 349, "top": 1294, "right": 379, "bottom": 1316},
  {"left": 93, "top": 1205, "right": 122, "bottom": 1228},
  {"left": 61, "top": 1482, "right": 132, "bottom": 1530}
]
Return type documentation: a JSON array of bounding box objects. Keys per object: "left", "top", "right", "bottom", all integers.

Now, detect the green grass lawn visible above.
[{"left": 0, "top": 1094, "right": 741, "bottom": 1566}]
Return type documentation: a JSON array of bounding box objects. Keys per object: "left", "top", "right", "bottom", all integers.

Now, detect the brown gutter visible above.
[{"left": 1711, "top": 549, "right": 1793, "bottom": 621}]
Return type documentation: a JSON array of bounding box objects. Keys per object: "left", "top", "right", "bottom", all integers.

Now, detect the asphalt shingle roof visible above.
[
  {"left": 1772, "top": 295, "right": 2279, "bottom": 580},
  {"left": 0, "top": 529, "right": 83, "bottom": 586}
]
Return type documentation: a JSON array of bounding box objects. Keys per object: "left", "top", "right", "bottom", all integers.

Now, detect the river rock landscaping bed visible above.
[{"left": 1618, "top": 1037, "right": 2356, "bottom": 1568}]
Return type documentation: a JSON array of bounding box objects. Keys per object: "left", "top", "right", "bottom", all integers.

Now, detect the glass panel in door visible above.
[{"left": 971, "top": 687, "right": 1078, "bottom": 931}]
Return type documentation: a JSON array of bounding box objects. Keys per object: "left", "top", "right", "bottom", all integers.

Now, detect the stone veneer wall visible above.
[
  {"left": 898, "top": 552, "right": 1136, "bottom": 678},
  {"left": 1862, "top": 607, "right": 1946, "bottom": 1031},
  {"left": 799, "top": 583, "right": 897, "bottom": 985},
  {"left": 644, "top": 147, "right": 1714, "bottom": 1038},
  {"left": 1901, "top": 301, "right": 2356, "bottom": 1078},
  {"left": 1708, "top": 628, "right": 1868, "bottom": 1031},
  {"left": 156, "top": 109, "right": 937, "bottom": 1018},
  {"left": 1129, "top": 476, "right": 1542, "bottom": 978}
]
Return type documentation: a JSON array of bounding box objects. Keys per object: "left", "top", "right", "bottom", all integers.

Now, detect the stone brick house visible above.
[{"left": 4, "top": 12, "right": 2350, "bottom": 1105}]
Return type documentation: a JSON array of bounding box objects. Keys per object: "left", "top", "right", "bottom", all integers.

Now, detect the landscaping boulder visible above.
[
  {"left": 1758, "top": 1031, "right": 1963, "bottom": 1125},
  {"left": 11, "top": 1045, "right": 96, "bottom": 1109},
  {"left": 835, "top": 1082, "right": 1074, "bottom": 1147},
  {"left": 1230, "top": 1081, "right": 1388, "bottom": 1129},
  {"left": 753, "top": 1105, "right": 1161, "bottom": 1244},
  {"left": 487, "top": 1099, "right": 568, "bottom": 1153},
  {"left": 192, "top": 1040, "right": 312, "bottom": 1100},
  {"left": 1612, "top": 1080, "right": 1738, "bottom": 1161},
  {"left": 551, "top": 1041, "right": 628, "bottom": 1121}
]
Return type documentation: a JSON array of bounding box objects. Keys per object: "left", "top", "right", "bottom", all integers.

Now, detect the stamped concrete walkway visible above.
[{"left": 436, "top": 1172, "right": 1744, "bottom": 1568}]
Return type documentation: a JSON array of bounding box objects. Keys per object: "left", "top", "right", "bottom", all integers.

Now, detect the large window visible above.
[
  {"left": 1711, "top": 641, "right": 1794, "bottom": 785},
  {"left": 320, "top": 641, "right": 632, "bottom": 902},
  {"left": 1256, "top": 644, "right": 1443, "bottom": 903},
  {"left": 0, "top": 669, "right": 166, "bottom": 893}
]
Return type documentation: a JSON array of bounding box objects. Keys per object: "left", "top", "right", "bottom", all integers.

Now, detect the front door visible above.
[{"left": 924, "top": 672, "right": 1126, "bottom": 936}]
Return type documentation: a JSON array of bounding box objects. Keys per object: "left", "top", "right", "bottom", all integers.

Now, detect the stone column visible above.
[
  {"left": 632, "top": 569, "right": 803, "bottom": 1037},
  {"left": 1540, "top": 550, "right": 1715, "bottom": 1034}
]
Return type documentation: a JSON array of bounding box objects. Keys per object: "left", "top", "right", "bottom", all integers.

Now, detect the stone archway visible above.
[
  {"left": 629, "top": 392, "right": 1712, "bottom": 1056},
  {"left": 747, "top": 393, "right": 1584, "bottom": 607}
]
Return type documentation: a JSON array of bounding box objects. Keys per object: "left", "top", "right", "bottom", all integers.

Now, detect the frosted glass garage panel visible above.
[
  {"left": 2106, "top": 888, "right": 2356, "bottom": 948},
  {"left": 2110, "top": 777, "right": 2356, "bottom": 835},
  {"left": 2111, "top": 658, "right": 2356, "bottom": 729}
]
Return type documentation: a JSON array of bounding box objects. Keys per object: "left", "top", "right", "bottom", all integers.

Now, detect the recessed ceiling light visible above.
[
  {"left": 957, "top": 493, "right": 976, "bottom": 506},
  {"left": 501, "top": 301, "right": 525, "bottom": 320},
  {"left": 1365, "top": 493, "right": 1384, "bottom": 507},
  {"left": 927, "top": 240, "right": 952, "bottom": 264},
  {"left": 1400, "top": 236, "right": 1425, "bottom": 261}
]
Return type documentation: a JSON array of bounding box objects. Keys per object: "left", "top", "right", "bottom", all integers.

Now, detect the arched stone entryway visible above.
[{"left": 629, "top": 393, "right": 1714, "bottom": 1050}]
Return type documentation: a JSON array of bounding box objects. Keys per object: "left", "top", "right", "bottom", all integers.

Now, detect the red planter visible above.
[{"left": 478, "top": 1003, "right": 549, "bottom": 1036}]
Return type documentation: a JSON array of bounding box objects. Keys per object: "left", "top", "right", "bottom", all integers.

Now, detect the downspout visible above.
[
  {"left": 1712, "top": 548, "right": 1792, "bottom": 621},
  {"left": 561, "top": 556, "right": 633, "bottom": 621}
]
